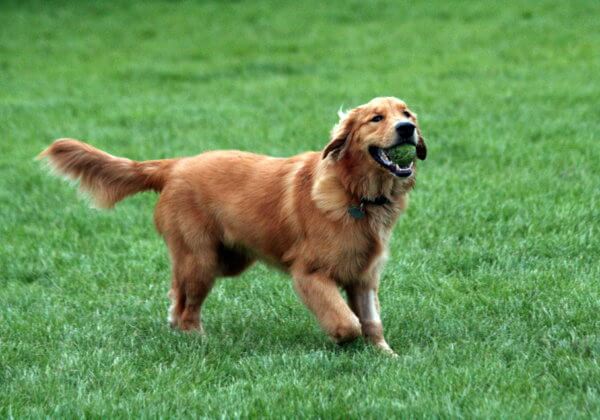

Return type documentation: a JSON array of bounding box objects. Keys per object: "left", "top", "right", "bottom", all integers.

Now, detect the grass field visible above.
[{"left": 1, "top": 0, "right": 599, "bottom": 417}]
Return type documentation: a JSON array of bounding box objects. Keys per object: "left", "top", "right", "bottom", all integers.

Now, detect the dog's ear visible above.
[
  {"left": 322, "top": 108, "right": 357, "bottom": 160},
  {"left": 416, "top": 128, "right": 427, "bottom": 160}
]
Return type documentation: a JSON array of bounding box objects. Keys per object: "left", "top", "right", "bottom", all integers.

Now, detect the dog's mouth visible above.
[{"left": 368, "top": 146, "right": 414, "bottom": 178}]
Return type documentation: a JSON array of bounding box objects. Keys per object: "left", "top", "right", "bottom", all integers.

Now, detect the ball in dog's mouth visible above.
[{"left": 369, "top": 144, "right": 415, "bottom": 177}]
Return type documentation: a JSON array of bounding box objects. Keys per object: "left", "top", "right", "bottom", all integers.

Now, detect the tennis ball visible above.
[{"left": 387, "top": 144, "right": 416, "bottom": 167}]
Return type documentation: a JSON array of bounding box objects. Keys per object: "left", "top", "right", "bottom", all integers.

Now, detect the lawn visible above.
[{"left": 1, "top": 0, "right": 599, "bottom": 417}]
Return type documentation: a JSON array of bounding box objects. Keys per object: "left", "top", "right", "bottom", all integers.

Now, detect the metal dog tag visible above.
[{"left": 348, "top": 205, "right": 365, "bottom": 219}]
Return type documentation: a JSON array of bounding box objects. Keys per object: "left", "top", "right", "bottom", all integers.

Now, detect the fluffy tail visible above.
[{"left": 38, "top": 138, "right": 178, "bottom": 208}]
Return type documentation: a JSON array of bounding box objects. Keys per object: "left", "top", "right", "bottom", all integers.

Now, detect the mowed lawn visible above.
[{"left": 1, "top": 0, "right": 599, "bottom": 417}]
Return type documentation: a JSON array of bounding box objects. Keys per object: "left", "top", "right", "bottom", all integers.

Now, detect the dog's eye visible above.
[
  {"left": 371, "top": 115, "right": 384, "bottom": 122},
  {"left": 403, "top": 111, "right": 412, "bottom": 118}
]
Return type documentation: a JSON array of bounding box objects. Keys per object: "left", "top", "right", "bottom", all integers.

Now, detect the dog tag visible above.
[{"left": 348, "top": 205, "right": 365, "bottom": 219}]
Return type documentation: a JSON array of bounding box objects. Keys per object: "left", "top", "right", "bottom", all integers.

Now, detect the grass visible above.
[{"left": 1, "top": 0, "right": 599, "bottom": 417}]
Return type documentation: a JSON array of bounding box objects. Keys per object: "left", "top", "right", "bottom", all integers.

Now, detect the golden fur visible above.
[{"left": 39, "top": 97, "right": 427, "bottom": 355}]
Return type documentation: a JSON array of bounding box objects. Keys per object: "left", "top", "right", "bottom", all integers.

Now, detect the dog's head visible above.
[{"left": 322, "top": 97, "right": 427, "bottom": 180}]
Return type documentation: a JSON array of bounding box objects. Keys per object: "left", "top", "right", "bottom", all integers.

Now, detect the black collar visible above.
[{"left": 348, "top": 195, "right": 390, "bottom": 219}]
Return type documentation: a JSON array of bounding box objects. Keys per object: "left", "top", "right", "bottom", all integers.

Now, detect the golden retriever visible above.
[{"left": 39, "top": 96, "right": 427, "bottom": 355}]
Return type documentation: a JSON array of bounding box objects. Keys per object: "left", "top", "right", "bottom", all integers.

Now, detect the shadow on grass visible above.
[{"left": 115, "top": 313, "right": 390, "bottom": 363}]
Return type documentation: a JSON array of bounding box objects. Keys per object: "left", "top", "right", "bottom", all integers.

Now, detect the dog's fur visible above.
[{"left": 39, "top": 97, "right": 427, "bottom": 355}]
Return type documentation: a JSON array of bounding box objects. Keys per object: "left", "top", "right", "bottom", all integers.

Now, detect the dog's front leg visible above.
[
  {"left": 346, "top": 286, "right": 396, "bottom": 356},
  {"left": 292, "top": 270, "right": 362, "bottom": 345}
]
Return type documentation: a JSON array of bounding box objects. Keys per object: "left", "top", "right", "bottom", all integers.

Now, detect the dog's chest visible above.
[{"left": 323, "top": 223, "right": 391, "bottom": 284}]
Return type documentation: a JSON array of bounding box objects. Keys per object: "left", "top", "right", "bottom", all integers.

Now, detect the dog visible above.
[{"left": 39, "top": 96, "right": 427, "bottom": 355}]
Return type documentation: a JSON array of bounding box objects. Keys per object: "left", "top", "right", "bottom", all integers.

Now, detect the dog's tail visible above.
[{"left": 38, "top": 138, "right": 178, "bottom": 208}]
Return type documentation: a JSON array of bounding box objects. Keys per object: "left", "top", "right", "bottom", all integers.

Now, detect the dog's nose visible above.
[{"left": 395, "top": 121, "right": 415, "bottom": 138}]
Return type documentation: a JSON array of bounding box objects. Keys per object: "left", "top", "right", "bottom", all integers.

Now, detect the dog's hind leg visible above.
[
  {"left": 167, "top": 237, "right": 217, "bottom": 333},
  {"left": 292, "top": 270, "right": 361, "bottom": 344}
]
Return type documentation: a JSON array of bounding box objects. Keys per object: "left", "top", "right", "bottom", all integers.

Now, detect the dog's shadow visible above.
[
  {"left": 132, "top": 269, "right": 399, "bottom": 360},
  {"left": 165, "top": 320, "right": 377, "bottom": 361}
]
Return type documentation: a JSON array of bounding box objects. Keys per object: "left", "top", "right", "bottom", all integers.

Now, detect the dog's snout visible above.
[{"left": 395, "top": 121, "right": 415, "bottom": 138}]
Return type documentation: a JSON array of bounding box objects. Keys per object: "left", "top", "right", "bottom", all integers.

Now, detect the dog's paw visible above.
[
  {"left": 169, "top": 317, "right": 205, "bottom": 334},
  {"left": 375, "top": 341, "right": 398, "bottom": 357}
]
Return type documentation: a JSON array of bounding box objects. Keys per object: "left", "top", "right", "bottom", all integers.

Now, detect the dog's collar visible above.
[{"left": 348, "top": 196, "right": 390, "bottom": 219}]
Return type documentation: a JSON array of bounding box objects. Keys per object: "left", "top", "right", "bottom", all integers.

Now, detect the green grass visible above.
[{"left": 1, "top": 0, "right": 599, "bottom": 417}]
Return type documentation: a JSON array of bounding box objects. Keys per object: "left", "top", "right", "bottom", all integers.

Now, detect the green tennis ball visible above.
[{"left": 387, "top": 144, "right": 416, "bottom": 167}]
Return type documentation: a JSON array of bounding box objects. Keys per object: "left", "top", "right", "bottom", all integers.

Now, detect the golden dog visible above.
[{"left": 39, "top": 96, "right": 427, "bottom": 355}]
